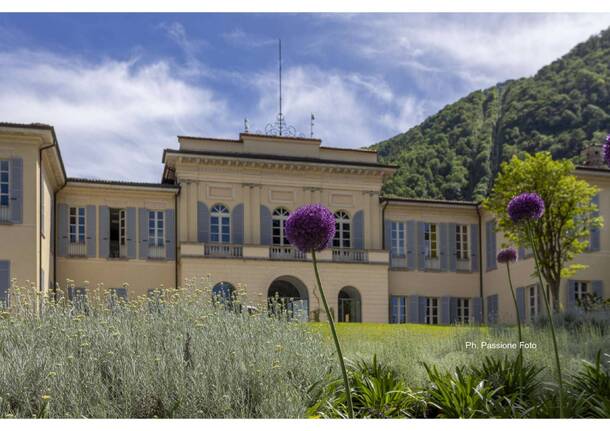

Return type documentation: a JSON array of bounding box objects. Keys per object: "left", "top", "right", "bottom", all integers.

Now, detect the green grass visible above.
[{"left": 309, "top": 322, "right": 609, "bottom": 387}]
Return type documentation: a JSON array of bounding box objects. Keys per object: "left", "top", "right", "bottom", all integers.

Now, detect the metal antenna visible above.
[{"left": 244, "top": 117, "right": 249, "bottom": 133}]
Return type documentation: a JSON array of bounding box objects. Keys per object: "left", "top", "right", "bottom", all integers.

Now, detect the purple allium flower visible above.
[
  {"left": 507, "top": 192, "right": 545, "bottom": 223},
  {"left": 604, "top": 134, "right": 610, "bottom": 168},
  {"left": 285, "top": 204, "right": 336, "bottom": 253},
  {"left": 497, "top": 247, "right": 518, "bottom": 264}
]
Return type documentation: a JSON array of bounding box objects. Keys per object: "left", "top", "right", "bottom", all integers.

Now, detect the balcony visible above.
[
  {"left": 0, "top": 205, "right": 9, "bottom": 223},
  {"left": 68, "top": 241, "right": 87, "bottom": 257},
  {"left": 389, "top": 254, "right": 408, "bottom": 269},
  {"left": 456, "top": 258, "right": 471, "bottom": 272},
  {"left": 204, "top": 243, "right": 243, "bottom": 258},
  {"left": 148, "top": 245, "right": 166, "bottom": 259},
  {"left": 269, "top": 245, "right": 306, "bottom": 261},
  {"left": 424, "top": 257, "right": 441, "bottom": 271},
  {"left": 332, "top": 248, "right": 368, "bottom": 263}
]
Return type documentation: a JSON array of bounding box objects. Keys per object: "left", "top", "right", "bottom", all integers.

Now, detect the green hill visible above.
[{"left": 374, "top": 27, "right": 610, "bottom": 202}]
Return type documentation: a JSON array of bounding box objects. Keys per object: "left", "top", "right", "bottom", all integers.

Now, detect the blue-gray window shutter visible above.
[
  {"left": 139, "top": 208, "right": 149, "bottom": 259},
  {"left": 470, "top": 224, "right": 479, "bottom": 272},
  {"left": 260, "top": 205, "right": 272, "bottom": 245},
  {"left": 165, "top": 209, "right": 175, "bottom": 260},
  {"left": 390, "top": 296, "right": 398, "bottom": 323},
  {"left": 99, "top": 206, "right": 110, "bottom": 258},
  {"left": 440, "top": 296, "right": 450, "bottom": 324},
  {"left": 487, "top": 294, "right": 498, "bottom": 324},
  {"left": 384, "top": 220, "right": 392, "bottom": 251},
  {"left": 231, "top": 204, "right": 244, "bottom": 245},
  {"left": 126, "top": 207, "right": 136, "bottom": 259},
  {"left": 516, "top": 287, "right": 525, "bottom": 323},
  {"left": 40, "top": 269, "right": 45, "bottom": 293},
  {"left": 440, "top": 223, "right": 448, "bottom": 271},
  {"left": 406, "top": 220, "right": 416, "bottom": 270},
  {"left": 448, "top": 223, "right": 457, "bottom": 272},
  {"left": 486, "top": 220, "right": 497, "bottom": 271},
  {"left": 592, "top": 280, "right": 603, "bottom": 299},
  {"left": 518, "top": 247, "right": 525, "bottom": 260},
  {"left": 566, "top": 280, "right": 576, "bottom": 310},
  {"left": 0, "top": 261, "right": 9, "bottom": 307},
  {"left": 418, "top": 296, "right": 427, "bottom": 323},
  {"left": 197, "top": 202, "right": 209, "bottom": 243},
  {"left": 86, "top": 205, "right": 96, "bottom": 258},
  {"left": 116, "top": 288, "right": 128, "bottom": 300},
  {"left": 9, "top": 158, "right": 23, "bottom": 224},
  {"left": 450, "top": 297, "right": 457, "bottom": 323},
  {"left": 589, "top": 194, "right": 601, "bottom": 252},
  {"left": 407, "top": 295, "right": 419, "bottom": 323},
  {"left": 353, "top": 210, "right": 364, "bottom": 249},
  {"left": 58, "top": 203, "right": 69, "bottom": 257},
  {"left": 472, "top": 297, "right": 482, "bottom": 323},
  {"left": 417, "top": 221, "right": 426, "bottom": 271}
]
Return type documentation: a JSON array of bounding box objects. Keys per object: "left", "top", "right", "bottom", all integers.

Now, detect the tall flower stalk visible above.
[
  {"left": 507, "top": 192, "right": 564, "bottom": 418},
  {"left": 286, "top": 204, "right": 354, "bottom": 418},
  {"left": 497, "top": 248, "right": 522, "bottom": 356}
]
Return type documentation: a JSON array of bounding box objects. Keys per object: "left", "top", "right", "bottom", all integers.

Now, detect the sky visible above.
[{"left": 0, "top": 13, "right": 609, "bottom": 181}]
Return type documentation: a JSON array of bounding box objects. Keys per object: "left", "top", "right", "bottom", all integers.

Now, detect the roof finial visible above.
[
  {"left": 310, "top": 113, "right": 315, "bottom": 138},
  {"left": 244, "top": 117, "right": 249, "bottom": 133}
]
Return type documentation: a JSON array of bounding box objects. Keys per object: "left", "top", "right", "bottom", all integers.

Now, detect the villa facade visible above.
[{"left": 0, "top": 122, "right": 608, "bottom": 324}]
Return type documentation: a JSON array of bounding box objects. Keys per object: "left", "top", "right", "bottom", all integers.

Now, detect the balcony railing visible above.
[
  {"left": 0, "top": 205, "right": 9, "bottom": 223},
  {"left": 456, "top": 258, "right": 471, "bottom": 272},
  {"left": 68, "top": 241, "right": 87, "bottom": 257},
  {"left": 204, "top": 243, "right": 243, "bottom": 258},
  {"left": 148, "top": 245, "right": 166, "bottom": 259},
  {"left": 269, "top": 245, "right": 307, "bottom": 261},
  {"left": 425, "top": 257, "right": 441, "bottom": 270},
  {"left": 332, "top": 248, "right": 368, "bottom": 263},
  {"left": 390, "top": 254, "right": 408, "bottom": 269}
]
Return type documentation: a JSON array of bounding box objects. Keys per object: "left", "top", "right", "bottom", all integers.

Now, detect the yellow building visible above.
[{"left": 0, "top": 122, "right": 607, "bottom": 324}]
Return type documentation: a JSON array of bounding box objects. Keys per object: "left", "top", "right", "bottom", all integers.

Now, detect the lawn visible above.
[{"left": 309, "top": 322, "right": 609, "bottom": 386}]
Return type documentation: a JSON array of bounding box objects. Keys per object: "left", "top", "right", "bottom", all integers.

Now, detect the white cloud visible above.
[
  {"left": 222, "top": 28, "right": 277, "bottom": 48},
  {"left": 0, "top": 50, "right": 233, "bottom": 181}
]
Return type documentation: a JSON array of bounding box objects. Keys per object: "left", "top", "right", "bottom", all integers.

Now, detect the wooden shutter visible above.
[
  {"left": 448, "top": 223, "right": 457, "bottom": 272},
  {"left": 260, "top": 205, "right": 272, "bottom": 245},
  {"left": 197, "top": 202, "right": 209, "bottom": 243},
  {"left": 99, "top": 206, "right": 110, "bottom": 258},
  {"left": 486, "top": 220, "right": 497, "bottom": 271},
  {"left": 417, "top": 221, "right": 426, "bottom": 271},
  {"left": 439, "top": 223, "right": 448, "bottom": 271},
  {"left": 472, "top": 297, "right": 482, "bottom": 324},
  {"left": 57, "top": 203, "right": 69, "bottom": 257},
  {"left": 384, "top": 219, "right": 392, "bottom": 251},
  {"left": 450, "top": 297, "right": 458, "bottom": 323},
  {"left": 86, "top": 205, "right": 96, "bottom": 258},
  {"left": 165, "top": 209, "right": 175, "bottom": 260},
  {"left": 566, "top": 279, "right": 576, "bottom": 310},
  {"left": 406, "top": 220, "right": 416, "bottom": 270},
  {"left": 9, "top": 158, "right": 23, "bottom": 224},
  {"left": 440, "top": 296, "right": 450, "bottom": 324},
  {"left": 407, "top": 295, "right": 419, "bottom": 323},
  {"left": 126, "top": 207, "right": 136, "bottom": 259},
  {"left": 592, "top": 280, "right": 603, "bottom": 299},
  {"left": 470, "top": 223, "right": 479, "bottom": 272},
  {"left": 139, "top": 208, "right": 149, "bottom": 259},
  {"left": 353, "top": 210, "right": 364, "bottom": 249},
  {"left": 418, "top": 296, "right": 427, "bottom": 324},
  {"left": 0, "top": 260, "right": 9, "bottom": 307},
  {"left": 231, "top": 204, "right": 244, "bottom": 245},
  {"left": 516, "top": 287, "right": 526, "bottom": 323}
]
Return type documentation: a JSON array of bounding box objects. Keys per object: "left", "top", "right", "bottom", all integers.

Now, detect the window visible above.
[
  {"left": 456, "top": 225, "right": 469, "bottom": 260},
  {"left": 424, "top": 223, "right": 438, "bottom": 259},
  {"left": 391, "top": 222, "right": 405, "bottom": 256},
  {"left": 272, "top": 208, "right": 290, "bottom": 245},
  {"left": 69, "top": 207, "right": 86, "bottom": 244},
  {"left": 426, "top": 297, "right": 439, "bottom": 324},
  {"left": 148, "top": 211, "right": 164, "bottom": 247},
  {"left": 390, "top": 296, "right": 407, "bottom": 323},
  {"left": 457, "top": 298, "right": 470, "bottom": 324},
  {"left": 0, "top": 160, "right": 8, "bottom": 210},
  {"left": 333, "top": 211, "right": 351, "bottom": 248},
  {"left": 574, "top": 281, "right": 589, "bottom": 302},
  {"left": 528, "top": 285, "right": 539, "bottom": 321},
  {"left": 110, "top": 208, "right": 127, "bottom": 258},
  {"left": 210, "top": 204, "right": 230, "bottom": 243}
]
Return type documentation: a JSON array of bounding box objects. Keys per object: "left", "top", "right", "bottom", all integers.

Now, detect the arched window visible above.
[
  {"left": 210, "top": 204, "right": 230, "bottom": 243},
  {"left": 272, "top": 208, "right": 290, "bottom": 245},
  {"left": 333, "top": 211, "right": 351, "bottom": 248},
  {"left": 212, "top": 281, "right": 235, "bottom": 302}
]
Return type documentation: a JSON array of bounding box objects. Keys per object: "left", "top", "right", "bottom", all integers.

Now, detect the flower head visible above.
[
  {"left": 285, "top": 204, "right": 336, "bottom": 252},
  {"left": 603, "top": 134, "right": 610, "bottom": 168},
  {"left": 507, "top": 192, "right": 545, "bottom": 223},
  {"left": 497, "top": 247, "right": 518, "bottom": 264}
]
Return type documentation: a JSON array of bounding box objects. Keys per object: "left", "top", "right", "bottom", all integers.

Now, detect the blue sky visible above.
[{"left": 0, "top": 13, "right": 609, "bottom": 181}]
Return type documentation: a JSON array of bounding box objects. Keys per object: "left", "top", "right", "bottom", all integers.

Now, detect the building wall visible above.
[{"left": 56, "top": 183, "right": 177, "bottom": 298}]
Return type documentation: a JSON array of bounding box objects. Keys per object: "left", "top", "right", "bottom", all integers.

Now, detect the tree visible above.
[{"left": 484, "top": 152, "right": 603, "bottom": 309}]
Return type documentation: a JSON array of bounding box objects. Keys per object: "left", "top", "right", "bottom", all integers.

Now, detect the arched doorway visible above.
[
  {"left": 267, "top": 276, "right": 309, "bottom": 322},
  {"left": 338, "top": 286, "right": 362, "bottom": 322},
  {"left": 212, "top": 281, "right": 235, "bottom": 303}
]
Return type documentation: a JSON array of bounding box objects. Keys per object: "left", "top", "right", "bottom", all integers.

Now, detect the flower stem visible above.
[
  {"left": 311, "top": 250, "right": 354, "bottom": 418},
  {"left": 526, "top": 222, "right": 564, "bottom": 418},
  {"left": 506, "top": 263, "right": 523, "bottom": 354}
]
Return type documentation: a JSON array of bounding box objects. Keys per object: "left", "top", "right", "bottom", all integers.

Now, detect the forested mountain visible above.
[{"left": 373, "top": 27, "right": 610, "bottom": 201}]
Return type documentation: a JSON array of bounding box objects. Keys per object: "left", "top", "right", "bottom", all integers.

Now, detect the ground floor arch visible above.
[
  {"left": 338, "top": 286, "right": 362, "bottom": 322},
  {"left": 267, "top": 275, "right": 309, "bottom": 321}
]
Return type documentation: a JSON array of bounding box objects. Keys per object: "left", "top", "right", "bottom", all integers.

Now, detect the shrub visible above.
[{"left": 567, "top": 351, "right": 610, "bottom": 418}]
